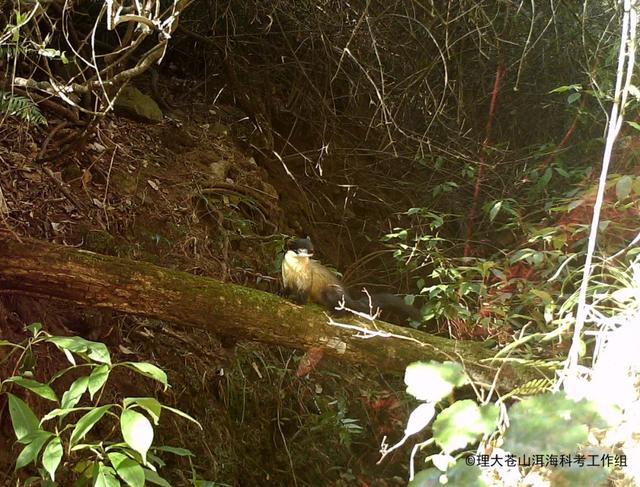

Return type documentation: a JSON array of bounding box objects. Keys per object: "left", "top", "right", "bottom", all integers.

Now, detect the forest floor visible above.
[{"left": 0, "top": 74, "right": 414, "bottom": 486}]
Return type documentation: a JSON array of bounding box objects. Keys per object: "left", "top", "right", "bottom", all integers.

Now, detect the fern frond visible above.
[{"left": 0, "top": 90, "right": 47, "bottom": 126}]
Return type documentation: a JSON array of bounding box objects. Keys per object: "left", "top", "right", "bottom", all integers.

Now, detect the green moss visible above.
[{"left": 84, "top": 230, "right": 119, "bottom": 255}]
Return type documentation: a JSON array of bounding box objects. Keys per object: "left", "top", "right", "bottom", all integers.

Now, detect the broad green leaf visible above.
[
  {"left": 404, "top": 361, "right": 468, "bottom": 403},
  {"left": 46, "top": 336, "right": 111, "bottom": 365},
  {"left": 121, "top": 409, "right": 153, "bottom": 464},
  {"left": 94, "top": 462, "right": 120, "bottom": 487},
  {"left": 108, "top": 452, "right": 145, "bottom": 487},
  {"left": 404, "top": 403, "right": 436, "bottom": 436},
  {"left": 42, "top": 436, "right": 63, "bottom": 481},
  {"left": 142, "top": 469, "right": 171, "bottom": 487},
  {"left": 125, "top": 363, "right": 168, "bottom": 390},
  {"left": 15, "top": 430, "right": 53, "bottom": 469},
  {"left": 503, "top": 392, "right": 606, "bottom": 455},
  {"left": 88, "top": 365, "right": 111, "bottom": 400},
  {"left": 616, "top": 175, "right": 633, "bottom": 201},
  {"left": 123, "top": 398, "right": 161, "bottom": 425},
  {"left": 6, "top": 376, "right": 58, "bottom": 402},
  {"left": 61, "top": 376, "right": 89, "bottom": 410},
  {"left": 432, "top": 400, "right": 499, "bottom": 453},
  {"left": 69, "top": 405, "right": 112, "bottom": 447},
  {"left": 7, "top": 393, "right": 40, "bottom": 441}
]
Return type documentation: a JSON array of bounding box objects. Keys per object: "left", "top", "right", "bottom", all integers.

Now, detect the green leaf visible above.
[
  {"left": 88, "top": 365, "right": 111, "bottom": 400},
  {"left": 549, "top": 84, "right": 582, "bottom": 94},
  {"left": 142, "top": 469, "right": 171, "bottom": 487},
  {"left": 407, "top": 468, "right": 441, "bottom": 487},
  {"left": 6, "top": 376, "right": 58, "bottom": 402},
  {"left": 161, "top": 404, "right": 203, "bottom": 429},
  {"left": 123, "top": 398, "right": 161, "bottom": 425},
  {"left": 61, "top": 376, "right": 89, "bottom": 410},
  {"left": 25, "top": 323, "right": 42, "bottom": 335},
  {"left": 121, "top": 409, "right": 154, "bottom": 464},
  {"left": 155, "top": 445, "right": 193, "bottom": 457},
  {"left": 531, "top": 289, "right": 552, "bottom": 304},
  {"left": 567, "top": 92, "right": 581, "bottom": 104},
  {"left": 42, "top": 436, "right": 63, "bottom": 481},
  {"left": 69, "top": 405, "right": 112, "bottom": 447},
  {"left": 626, "top": 121, "right": 640, "bottom": 131},
  {"left": 15, "top": 431, "right": 53, "bottom": 470},
  {"left": 41, "top": 407, "right": 84, "bottom": 424},
  {"left": 432, "top": 400, "right": 499, "bottom": 453},
  {"left": 404, "top": 361, "right": 468, "bottom": 403},
  {"left": 125, "top": 363, "right": 168, "bottom": 390},
  {"left": 489, "top": 201, "right": 502, "bottom": 222},
  {"left": 503, "top": 392, "right": 606, "bottom": 455},
  {"left": 46, "top": 336, "right": 111, "bottom": 365},
  {"left": 94, "top": 462, "right": 121, "bottom": 487},
  {"left": 616, "top": 175, "right": 633, "bottom": 201},
  {"left": 108, "top": 452, "right": 145, "bottom": 487},
  {"left": 7, "top": 393, "right": 40, "bottom": 441}
]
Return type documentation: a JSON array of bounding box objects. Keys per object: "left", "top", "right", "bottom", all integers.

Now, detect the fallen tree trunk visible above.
[{"left": 0, "top": 232, "right": 546, "bottom": 389}]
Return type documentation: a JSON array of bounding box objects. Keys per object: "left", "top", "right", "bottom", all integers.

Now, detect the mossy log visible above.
[{"left": 0, "top": 232, "right": 546, "bottom": 389}]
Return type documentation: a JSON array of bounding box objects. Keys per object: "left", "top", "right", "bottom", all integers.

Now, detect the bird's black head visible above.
[{"left": 287, "top": 237, "right": 314, "bottom": 257}]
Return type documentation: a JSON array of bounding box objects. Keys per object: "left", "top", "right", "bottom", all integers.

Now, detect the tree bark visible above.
[{"left": 0, "top": 232, "right": 545, "bottom": 389}]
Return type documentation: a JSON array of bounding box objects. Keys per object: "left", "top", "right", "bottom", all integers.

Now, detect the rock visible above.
[{"left": 114, "top": 86, "right": 163, "bottom": 122}]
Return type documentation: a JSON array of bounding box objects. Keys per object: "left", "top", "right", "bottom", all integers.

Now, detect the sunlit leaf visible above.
[
  {"left": 432, "top": 453, "right": 455, "bottom": 472},
  {"left": 121, "top": 409, "right": 154, "bottom": 464},
  {"left": 405, "top": 403, "right": 436, "bottom": 436},
  {"left": 404, "top": 361, "right": 468, "bottom": 403},
  {"left": 42, "top": 436, "right": 63, "bottom": 480},
  {"left": 489, "top": 201, "right": 502, "bottom": 222},
  {"left": 123, "top": 398, "right": 161, "bottom": 425},
  {"left": 432, "top": 400, "right": 499, "bottom": 453}
]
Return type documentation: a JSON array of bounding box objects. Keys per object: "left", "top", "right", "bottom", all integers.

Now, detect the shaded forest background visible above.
[{"left": 1, "top": 0, "right": 638, "bottom": 485}]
